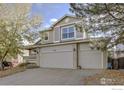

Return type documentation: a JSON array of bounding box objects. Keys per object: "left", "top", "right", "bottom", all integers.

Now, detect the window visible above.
[
  {"left": 42, "top": 32, "right": 49, "bottom": 41},
  {"left": 61, "top": 26, "right": 75, "bottom": 39}
]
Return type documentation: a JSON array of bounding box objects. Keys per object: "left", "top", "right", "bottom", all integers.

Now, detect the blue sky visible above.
[{"left": 31, "top": 3, "right": 72, "bottom": 29}]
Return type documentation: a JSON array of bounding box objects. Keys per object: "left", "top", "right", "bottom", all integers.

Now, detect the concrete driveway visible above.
[{"left": 0, "top": 68, "right": 102, "bottom": 85}]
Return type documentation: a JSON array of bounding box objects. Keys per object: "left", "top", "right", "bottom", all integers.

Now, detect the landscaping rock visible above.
[{"left": 83, "top": 70, "right": 124, "bottom": 85}]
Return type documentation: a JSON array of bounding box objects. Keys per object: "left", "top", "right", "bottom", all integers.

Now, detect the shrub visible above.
[
  {"left": 26, "top": 63, "right": 39, "bottom": 69},
  {"left": 18, "top": 62, "right": 39, "bottom": 69},
  {"left": 18, "top": 63, "right": 28, "bottom": 67}
]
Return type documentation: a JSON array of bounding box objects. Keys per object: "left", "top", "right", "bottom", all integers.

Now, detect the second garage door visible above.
[
  {"left": 40, "top": 44, "right": 76, "bottom": 69},
  {"left": 78, "top": 43, "right": 103, "bottom": 69}
]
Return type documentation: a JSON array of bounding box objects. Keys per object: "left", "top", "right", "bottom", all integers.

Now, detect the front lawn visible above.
[{"left": 83, "top": 70, "right": 124, "bottom": 85}]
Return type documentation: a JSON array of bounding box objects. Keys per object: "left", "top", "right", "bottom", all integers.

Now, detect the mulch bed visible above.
[
  {"left": 0, "top": 66, "right": 26, "bottom": 78},
  {"left": 83, "top": 70, "right": 124, "bottom": 85}
]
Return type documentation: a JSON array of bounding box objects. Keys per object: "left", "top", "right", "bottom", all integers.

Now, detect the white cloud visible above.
[
  {"left": 50, "top": 18, "right": 58, "bottom": 23},
  {"left": 37, "top": 24, "right": 50, "bottom": 31},
  {"left": 44, "top": 24, "right": 50, "bottom": 28}
]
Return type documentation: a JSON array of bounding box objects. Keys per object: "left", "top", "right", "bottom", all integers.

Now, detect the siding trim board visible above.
[
  {"left": 41, "top": 50, "right": 73, "bottom": 53},
  {"left": 25, "top": 39, "right": 90, "bottom": 49},
  {"left": 54, "top": 20, "right": 82, "bottom": 28}
]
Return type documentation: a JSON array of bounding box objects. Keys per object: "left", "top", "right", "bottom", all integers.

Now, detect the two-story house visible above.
[{"left": 24, "top": 15, "right": 107, "bottom": 69}]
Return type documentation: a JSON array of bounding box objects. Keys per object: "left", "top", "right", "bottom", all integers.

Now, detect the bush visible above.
[
  {"left": 26, "top": 63, "right": 39, "bottom": 69},
  {"left": 18, "top": 62, "right": 39, "bottom": 69},
  {"left": 18, "top": 63, "right": 28, "bottom": 67}
]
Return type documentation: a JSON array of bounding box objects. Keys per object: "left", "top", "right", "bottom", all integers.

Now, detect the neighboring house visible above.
[
  {"left": 114, "top": 44, "right": 124, "bottom": 58},
  {"left": 108, "top": 44, "right": 124, "bottom": 69},
  {"left": 24, "top": 15, "right": 108, "bottom": 69}
]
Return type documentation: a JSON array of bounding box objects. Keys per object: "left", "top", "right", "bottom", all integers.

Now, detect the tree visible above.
[
  {"left": 0, "top": 4, "right": 42, "bottom": 67},
  {"left": 70, "top": 3, "right": 124, "bottom": 50}
]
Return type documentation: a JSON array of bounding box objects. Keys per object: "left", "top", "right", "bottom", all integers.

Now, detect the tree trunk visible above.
[
  {"left": 0, "top": 61, "right": 4, "bottom": 70},
  {"left": 1, "top": 48, "right": 9, "bottom": 62},
  {"left": 0, "top": 49, "right": 9, "bottom": 70}
]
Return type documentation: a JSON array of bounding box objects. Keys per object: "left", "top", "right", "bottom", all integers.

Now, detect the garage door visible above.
[
  {"left": 40, "top": 44, "right": 75, "bottom": 69},
  {"left": 79, "top": 44, "right": 102, "bottom": 69}
]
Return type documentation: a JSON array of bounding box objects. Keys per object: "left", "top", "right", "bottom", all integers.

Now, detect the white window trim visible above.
[
  {"left": 61, "top": 25, "right": 76, "bottom": 40},
  {"left": 42, "top": 32, "right": 49, "bottom": 41}
]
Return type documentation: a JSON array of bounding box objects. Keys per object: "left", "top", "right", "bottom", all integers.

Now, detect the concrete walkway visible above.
[{"left": 0, "top": 68, "right": 101, "bottom": 85}]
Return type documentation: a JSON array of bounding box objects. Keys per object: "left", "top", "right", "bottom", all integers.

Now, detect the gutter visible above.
[{"left": 24, "top": 39, "right": 90, "bottom": 50}]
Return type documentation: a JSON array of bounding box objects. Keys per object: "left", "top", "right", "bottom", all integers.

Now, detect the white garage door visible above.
[
  {"left": 79, "top": 44, "right": 102, "bottom": 69},
  {"left": 40, "top": 44, "right": 74, "bottom": 69}
]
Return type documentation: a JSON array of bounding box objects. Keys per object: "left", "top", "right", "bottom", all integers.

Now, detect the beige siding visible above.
[
  {"left": 54, "top": 27, "right": 60, "bottom": 42},
  {"left": 41, "top": 30, "right": 53, "bottom": 44},
  {"left": 49, "top": 31, "right": 53, "bottom": 43},
  {"left": 54, "top": 24, "right": 84, "bottom": 42},
  {"left": 54, "top": 17, "right": 81, "bottom": 27},
  {"left": 40, "top": 16, "right": 86, "bottom": 44},
  {"left": 53, "top": 17, "right": 84, "bottom": 42},
  {"left": 76, "top": 31, "right": 83, "bottom": 39}
]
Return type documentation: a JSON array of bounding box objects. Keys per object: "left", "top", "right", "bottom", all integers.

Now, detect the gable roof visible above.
[
  {"left": 39, "top": 28, "right": 52, "bottom": 33},
  {"left": 39, "top": 14, "right": 82, "bottom": 33},
  {"left": 34, "top": 15, "right": 82, "bottom": 45},
  {"left": 50, "top": 14, "right": 82, "bottom": 28}
]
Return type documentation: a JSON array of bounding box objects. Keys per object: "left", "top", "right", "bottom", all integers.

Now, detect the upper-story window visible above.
[
  {"left": 61, "top": 25, "right": 75, "bottom": 40},
  {"left": 42, "top": 32, "right": 49, "bottom": 41}
]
